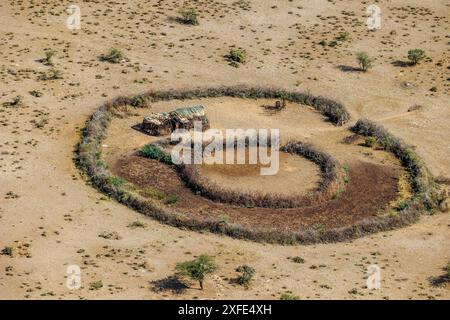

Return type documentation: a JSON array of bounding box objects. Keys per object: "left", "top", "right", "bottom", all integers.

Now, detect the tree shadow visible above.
[
  {"left": 150, "top": 275, "right": 189, "bottom": 294},
  {"left": 337, "top": 65, "right": 362, "bottom": 73},
  {"left": 428, "top": 274, "right": 449, "bottom": 287},
  {"left": 391, "top": 60, "right": 412, "bottom": 67}
]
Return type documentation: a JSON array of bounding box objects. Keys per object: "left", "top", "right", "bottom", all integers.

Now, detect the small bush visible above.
[
  {"left": 178, "top": 8, "right": 199, "bottom": 25},
  {"left": 176, "top": 255, "right": 217, "bottom": 290},
  {"left": 407, "top": 49, "right": 426, "bottom": 65},
  {"left": 35, "top": 116, "right": 49, "bottom": 129},
  {"left": 41, "top": 49, "right": 55, "bottom": 66},
  {"left": 227, "top": 48, "right": 247, "bottom": 65},
  {"left": 39, "top": 68, "right": 63, "bottom": 80},
  {"left": 127, "top": 221, "right": 146, "bottom": 229},
  {"left": 291, "top": 256, "right": 305, "bottom": 264},
  {"left": 29, "top": 90, "right": 43, "bottom": 97},
  {"left": 280, "top": 292, "right": 299, "bottom": 300},
  {"left": 100, "top": 48, "right": 124, "bottom": 64},
  {"left": 356, "top": 52, "right": 373, "bottom": 71},
  {"left": 363, "top": 136, "right": 376, "bottom": 147},
  {"left": 89, "top": 281, "right": 103, "bottom": 290},
  {"left": 1, "top": 246, "right": 13, "bottom": 256},
  {"left": 141, "top": 187, "right": 166, "bottom": 200},
  {"left": 139, "top": 144, "right": 172, "bottom": 164},
  {"left": 129, "top": 96, "right": 146, "bottom": 107},
  {"left": 235, "top": 265, "right": 255, "bottom": 287},
  {"left": 110, "top": 176, "right": 124, "bottom": 188},
  {"left": 336, "top": 31, "right": 350, "bottom": 41}
]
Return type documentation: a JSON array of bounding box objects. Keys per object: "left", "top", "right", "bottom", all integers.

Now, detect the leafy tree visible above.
[
  {"left": 407, "top": 49, "right": 426, "bottom": 65},
  {"left": 176, "top": 255, "right": 217, "bottom": 290},
  {"left": 356, "top": 52, "right": 373, "bottom": 72}
]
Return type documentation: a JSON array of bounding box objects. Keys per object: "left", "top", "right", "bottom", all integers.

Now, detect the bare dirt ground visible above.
[{"left": 0, "top": 0, "right": 449, "bottom": 300}]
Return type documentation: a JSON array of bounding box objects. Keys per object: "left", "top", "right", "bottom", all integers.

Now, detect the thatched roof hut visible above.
[{"left": 142, "top": 105, "right": 209, "bottom": 136}]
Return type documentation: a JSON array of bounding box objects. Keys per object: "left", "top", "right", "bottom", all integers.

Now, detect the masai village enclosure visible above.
[{"left": 1, "top": 0, "right": 449, "bottom": 300}]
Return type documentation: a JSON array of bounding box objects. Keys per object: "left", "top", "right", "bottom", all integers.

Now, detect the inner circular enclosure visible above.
[{"left": 195, "top": 146, "right": 321, "bottom": 196}]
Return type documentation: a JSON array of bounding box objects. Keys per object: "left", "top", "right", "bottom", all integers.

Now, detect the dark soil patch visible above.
[{"left": 111, "top": 154, "right": 401, "bottom": 233}]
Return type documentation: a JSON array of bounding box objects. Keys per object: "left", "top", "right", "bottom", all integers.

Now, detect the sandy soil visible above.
[{"left": 0, "top": 0, "right": 449, "bottom": 300}]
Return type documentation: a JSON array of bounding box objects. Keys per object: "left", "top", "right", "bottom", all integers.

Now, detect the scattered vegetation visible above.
[
  {"left": 363, "top": 136, "right": 376, "bottom": 147},
  {"left": 38, "top": 68, "right": 63, "bottom": 80},
  {"left": 98, "top": 231, "right": 122, "bottom": 240},
  {"left": 291, "top": 256, "right": 305, "bottom": 264},
  {"left": 100, "top": 48, "right": 124, "bottom": 64},
  {"left": 163, "top": 195, "right": 179, "bottom": 205},
  {"left": 280, "top": 292, "right": 299, "bottom": 300},
  {"left": 356, "top": 52, "right": 373, "bottom": 72},
  {"left": 139, "top": 144, "right": 172, "bottom": 165},
  {"left": 226, "top": 48, "right": 247, "bottom": 67},
  {"left": 29, "top": 90, "right": 43, "bottom": 98},
  {"left": 336, "top": 31, "right": 350, "bottom": 42},
  {"left": 176, "top": 255, "right": 217, "bottom": 290},
  {"left": 407, "top": 49, "right": 426, "bottom": 65},
  {"left": 178, "top": 8, "right": 199, "bottom": 25},
  {"left": 35, "top": 116, "right": 49, "bottom": 129},
  {"left": 40, "top": 49, "right": 55, "bottom": 66},
  {"left": 235, "top": 265, "right": 255, "bottom": 288},
  {"left": 127, "top": 221, "right": 146, "bottom": 229},
  {"left": 89, "top": 281, "right": 103, "bottom": 290},
  {"left": 1, "top": 246, "right": 13, "bottom": 256}
]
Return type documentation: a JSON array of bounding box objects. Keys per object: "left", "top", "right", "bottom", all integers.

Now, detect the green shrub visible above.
[
  {"left": 89, "top": 281, "right": 103, "bottom": 290},
  {"left": 100, "top": 48, "right": 124, "bottom": 64},
  {"left": 280, "top": 292, "right": 299, "bottom": 300},
  {"left": 176, "top": 255, "right": 217, "bottom": 290},
  {"left": 110, "top": 176, "right": 124, "bottom": 188},
  {"left": 336, "top": 31, "right": 349, "bottom": 41},
  {"left": 1, "top": 246, "right": 13, "bottom": 256},
  {"left": 291, "top": 256, "right": 305, "bottom": 264},
  {"left": 35, "top": 116, "right": 49, "bottom": 129},
  {"left": 407, "top": 49, "right": 426, "bottom": 65},
  {"left": 29, "top": 90, "right": 43, "bottom": 97},
  {"left": 363, "top": 136, "right": 376, "bottom": 147},
  {"left": 141, "top": 187, "right": 166, "bottom": 200},
  {"left": 129, "top": 96, "right": 146, "bottom": 107},
  {"left": 41, "top": 49, "right": 55, "bottom": 66},
  {"left": 164, "top": 195, "right": 179, "bottom": 205},
  {"left": 178, "top": 8, "right": 199, "bottom": 25},
  {"left": 235, "top": 265, "right": 255, "bottom": 287},
  {"left": 139, "top": 145, "right": 172, "bottom": 164},
  {"left": 356, "top": 52, "right": 373, "bottom": 71},
  {"left": 227, "top": 48, "right": 247, "bottom": 65}
]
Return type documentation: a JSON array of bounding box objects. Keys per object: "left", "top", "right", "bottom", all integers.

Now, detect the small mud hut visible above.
[{"left": 142, "top": 105, "right": 209, "bottom": 136}]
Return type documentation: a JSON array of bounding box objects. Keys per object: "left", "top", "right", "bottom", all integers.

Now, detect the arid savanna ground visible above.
[{"left": 0, "top": 0, "right": 449, "bottom": 299}]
